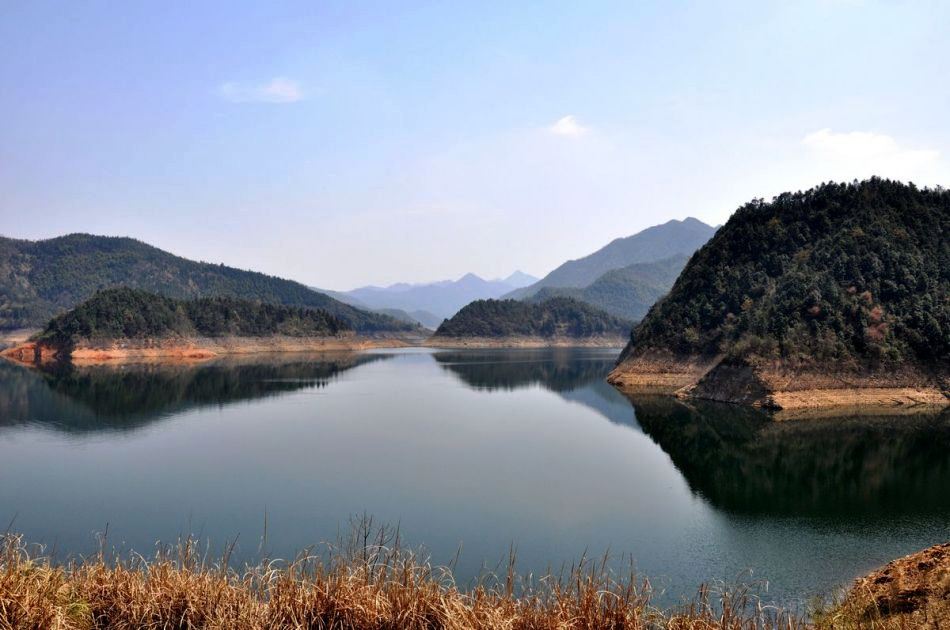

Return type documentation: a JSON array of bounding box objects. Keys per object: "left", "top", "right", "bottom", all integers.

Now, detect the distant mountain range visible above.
[
  {"left": 316, "top": 219, "right": 716, "bottom": 327},
  {"left": 0, "top": 234, "right": 412, "bottom": 332},
  {"left": 526, "top": 254, "right": 690, "bottom": 322},
  {"left": 505, "top": 218, "right": 717, "bottom": 300},
  {"left": 1, "top": 219, "right": 714, "bottom": 335},
  {"left": 316, "top": 271, "right": 538, "bottom": 327},
  {"left": 481, "top": 217, "right": 717, "bottom": 322}
]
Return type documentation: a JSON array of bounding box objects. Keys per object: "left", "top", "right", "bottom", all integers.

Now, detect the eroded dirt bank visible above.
[
  {"left": 838, "top": 542, "right": 950, "bottom": 627},
  {"left": 606, "top": 351, "right": 721, "bottom": 394},
  {"left": 608, "top": 351, "right": 948, "bottom": 411},
  {"left": 1, "top": 334, "right": 420, "bottom": 366}
]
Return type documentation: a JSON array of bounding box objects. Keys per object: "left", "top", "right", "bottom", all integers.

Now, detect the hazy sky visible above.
[{"left": 2, "top": 1, "right": 949, "bottom": 289}]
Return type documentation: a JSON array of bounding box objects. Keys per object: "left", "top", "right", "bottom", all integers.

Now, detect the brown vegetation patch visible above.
[
  {"left": 607, "top": 352, "right": 721, "bottom": 394},
  {"left": 816, "top": 543, "right": 950, "bottom": 629},
  {"left": 0, "top": 335, "right": 418, "bottom": 367},
  {"left": 0, "top": 529, "right": 810, "bottom": 630},
  {"left": 611, "top": 353, "right": 949, "bottom": 411}
]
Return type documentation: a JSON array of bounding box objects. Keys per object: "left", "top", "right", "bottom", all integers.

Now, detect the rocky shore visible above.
[{"left": 608, "top": 351, "right": 948, "bottom": 411}]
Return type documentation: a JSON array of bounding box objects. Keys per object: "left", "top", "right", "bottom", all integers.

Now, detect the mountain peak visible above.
[
  {"left": 503, "top": 218, "right": 717, "bottom": 300},
  {"left": 342, "top": 272, "right": 517, "bottom": 320},
  {"left": 659, "top": 217, "right": 710, "bottom": 229},
  {"left": 502, "top": 270, "right": 539, "bottom": 288},
  {"left": 681, "top": 216, "right": 711, "bottom": 227}
]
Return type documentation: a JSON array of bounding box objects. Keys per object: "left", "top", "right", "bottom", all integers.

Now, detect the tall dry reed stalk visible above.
[{"left": 0, "top": 517, "right": 917, "bottom": 629}]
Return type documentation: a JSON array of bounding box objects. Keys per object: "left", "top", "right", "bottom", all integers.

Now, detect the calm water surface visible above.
[{"left": 1, "top": 348, "right": 948, "bottom": 607}]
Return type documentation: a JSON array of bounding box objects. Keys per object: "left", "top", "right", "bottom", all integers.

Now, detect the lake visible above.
[{"left": 1, "top": 347, "right": 948, "bottom": 608}]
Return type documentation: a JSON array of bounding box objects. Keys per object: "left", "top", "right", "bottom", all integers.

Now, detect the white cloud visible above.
[
  {"left": 801, "top": 128, "right": 946, "bottom": 185},
  {"left": 218, "top": 77, "right": 303, "bottom": 104},
  {"left": 548, "top": 115, "right": 588, "bottom": 137}
]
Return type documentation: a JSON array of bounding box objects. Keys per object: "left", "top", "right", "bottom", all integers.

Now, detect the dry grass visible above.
[
  {"left": 811, "top": 543, "right": 950, "bottom": 630},
  {"left": 811, "top": 594, "right": 950, "bottom": 630},
  {"left": 0, "top": 519, "right": 808, "bottom": 630},
  {"left": 0, "top": 521, "right": 944, "bottom": 629}
]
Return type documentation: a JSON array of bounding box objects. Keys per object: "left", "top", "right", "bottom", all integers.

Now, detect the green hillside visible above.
[
  {"left": 433, "top": 297, "right": 630, "bottom": 339},
  {"left": 0, "top": 234, "right": 412, "bottom": 332},
  {"left": 620, "top": 178, "right": 950, "bottom": 371},
  {"left": 527, "top": 254, "right": 688, "bottom": 321},
  {"left": 506, "top": 218, "right": 715, "bottom": 299},
  {"left": 37, "top": 288, "right": 348, "bottom": 346}
]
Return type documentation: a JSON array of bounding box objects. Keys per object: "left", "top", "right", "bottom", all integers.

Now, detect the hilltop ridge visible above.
[
  {"left": 609, "top": 178, "right": 950, "bottom": 410},
  {"left": 428, "top": 297, "right": 630, "bottom": 348},
  {"left": 0, "top": 233, "right": 411, "bottom": 333},
  {"left": 3, "top": 287, "right": 412, "bottom": 363},
  {"left": 527, "top": 254, "right": 689, "bottom": 321},
  {"left": 506, "top": 218, "right": 716, "bottom": 300},
  {"left": 334, "top": 271, "right": 537, "bottom": 321}
]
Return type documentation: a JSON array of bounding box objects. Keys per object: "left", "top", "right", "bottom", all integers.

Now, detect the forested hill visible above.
[
  {"left": 433, "top": 297, "right": 631, "bottom": 339},
  {"left": 527, "top": 254, "right": 688, "bottom": 321},
  {"left": 620, "top": 178, "right": 950, "bottom": 370},
  {"left": 0, "top": 234, "right": 412, "bottom": 332},
  {"left": 506, "top": 218, "right": 715, "bottom": 300},
  {"left": 37, "top": 288, "right": 348, "bottom": 347}
]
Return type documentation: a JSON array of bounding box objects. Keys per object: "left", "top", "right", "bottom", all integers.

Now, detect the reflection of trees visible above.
[
  {"left": 432, "top": 349, "right": 616, "bottom": 393},
  {"left": 558, "top": 380, "right": 641, "bottom": 429},
  {"left": 630, "top": 395, "right": 950, "bottom": 516},
  {"left": 433, "top": 349, "right": 639, "bottom": 428},
  {"left": 0, "top": 352, "right": 389, "bottom": 434}
]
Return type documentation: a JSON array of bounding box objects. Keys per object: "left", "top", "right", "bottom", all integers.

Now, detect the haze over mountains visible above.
[
  {"left": 1, "top": 217, "right": 714, "bottom": 336},
  {"left": 317, "top": 219, "right": 716, "bottom": 327},
  {"left": 317, "top": 271, "right": 538, "bottom": 327},
  {"left": 506, "top": 218, "right": 717, "bottom": 300},
  {"left": 526, "top": 254, "right": 689, "bottom": 322}
]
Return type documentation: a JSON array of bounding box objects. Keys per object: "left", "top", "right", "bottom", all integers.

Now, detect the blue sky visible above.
[{"left": 2, "top": 1, "right": 948, "bottom": 289}]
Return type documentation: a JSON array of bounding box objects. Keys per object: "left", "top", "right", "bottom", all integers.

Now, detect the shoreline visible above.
[
  {"left": 424, "top": 335, "right": 626, "bottom": 349},
  {"left": 0, "top": 334, "right": 423, "bottom": 366},
  {"left": 608, "top": 352, "right": 949, "bottom": 412},
  {"left": 0, "top": 529, "right": 946, "bottom": 628}
]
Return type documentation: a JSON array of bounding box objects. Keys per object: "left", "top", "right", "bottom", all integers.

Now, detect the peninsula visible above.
[
  {"left": 2, "top": 288, "right": 418, "bottom": 364},
  {"left": 608, "top": 179, "right": 949, "bottom": 411}
]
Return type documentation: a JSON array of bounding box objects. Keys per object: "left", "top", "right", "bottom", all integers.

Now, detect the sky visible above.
[{"left": 2, "top": 1, "right": 949, "bottom": 290}]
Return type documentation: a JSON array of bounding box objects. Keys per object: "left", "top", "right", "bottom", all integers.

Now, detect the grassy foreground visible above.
[{"left": 0, "top": 525, "right": 944, "bottom": 629}]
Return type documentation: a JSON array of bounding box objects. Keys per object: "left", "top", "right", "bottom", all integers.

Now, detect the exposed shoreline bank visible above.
[
  {"left": 608, "top": 352, "right": 949, "bottom": 412},
  {"left": 0, "top": 334, "right": 626, "bottom": 366},
  {"left": 0, "top": 334, "right": 423, "bottom": 366},
  {"left": 425, "top": 335, "right": 626, "bottom": 349}
]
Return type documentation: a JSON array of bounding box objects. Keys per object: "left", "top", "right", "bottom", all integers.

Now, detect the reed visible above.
[{"left": 0, "top": 520, "right": 933, "bottom": 629}]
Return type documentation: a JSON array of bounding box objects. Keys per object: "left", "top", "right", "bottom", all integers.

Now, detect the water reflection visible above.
[
  {"left": 0, "top": 348, "right": 948, "bottom": 604},
  {"left": 433, "top": 348, "right": 638, "bottom": 427},
  {"left": 432, "top": 349, "right": 614, "bottom": 392},
  {"left": 0, "top": 353, "right": 389, "bottom": 434},
  {"left": 629, "top": 395, "right": 950, "bottom": 516}
]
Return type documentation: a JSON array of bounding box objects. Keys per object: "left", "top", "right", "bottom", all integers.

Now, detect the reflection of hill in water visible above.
[
  {"left": 558, "top": 380, "right": 640, "bottom": 429},
  {"left": 630, "top": 396, "right": 950, "bottom": 516},
  {"left": 433, "top": 349, "right": 616, "bottom": 393},
  {"left": 0, "top": 353, "right": 388, "bottom": 434},
  {"left": 433, "top": 349, "right": 638, "bottom": 427}
]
